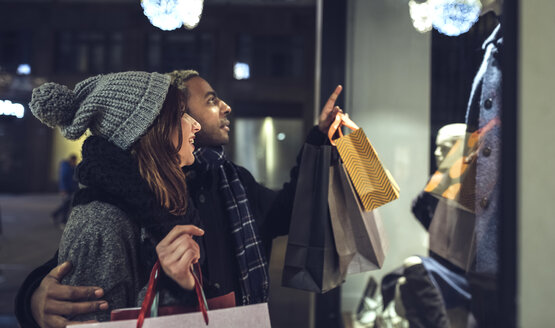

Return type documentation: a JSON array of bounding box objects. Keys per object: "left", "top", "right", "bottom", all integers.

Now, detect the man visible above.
[{"left": 15, "top": 70, "right": 343, "bottom": 328}]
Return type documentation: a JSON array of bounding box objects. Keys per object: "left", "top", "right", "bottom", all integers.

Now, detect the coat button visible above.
[
  {"left": 480, "top": 197, "right": 489, "bottom": 209},
  {"left": 484, "top": 98, "right": 493, "bottom": 109},
  {"left": 198, "top": 194, "right": 206, "bottom": 203},
  {"left": 482, "top": 147, "right": 491, "bottom": 157}
]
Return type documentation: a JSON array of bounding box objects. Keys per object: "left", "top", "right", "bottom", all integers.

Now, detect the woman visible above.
[{"left": 29, "top": 71, "right": 203, "bottom": 322}]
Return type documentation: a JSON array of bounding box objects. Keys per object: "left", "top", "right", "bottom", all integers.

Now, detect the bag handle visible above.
[
  {"left": 192, "top": 263, "right": 209, "bottom": 325},
  {"left": 328, "top": 113, "right": 359, "bottom": 146},
  {"left": 137, "top": 261, "right": 209, "bottom": 328}
]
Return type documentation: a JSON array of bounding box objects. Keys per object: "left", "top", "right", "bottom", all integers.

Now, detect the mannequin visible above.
[
  {"left": 433, "top": 123, "right": 467, "bottom": 167},
  {"left": 396, "top": 121, "right": 467, "bottom": 327}
]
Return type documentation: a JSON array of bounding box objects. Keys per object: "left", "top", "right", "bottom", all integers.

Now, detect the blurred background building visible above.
[{"left": 0, "top": 0, "right": 318, "bottom": 194}]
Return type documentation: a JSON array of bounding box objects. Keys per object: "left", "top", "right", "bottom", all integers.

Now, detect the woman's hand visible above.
[{"left": 156, "top": 225, "right": 205, "bottom": 290}]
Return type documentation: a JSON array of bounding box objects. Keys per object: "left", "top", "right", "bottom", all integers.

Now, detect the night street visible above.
[{"left": 0, "top": 194, "right": 64, "bottom": 327}]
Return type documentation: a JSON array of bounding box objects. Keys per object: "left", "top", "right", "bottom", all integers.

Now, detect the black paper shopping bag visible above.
[
  {"left": 328, "top": 159, "right": 388, "bottom": 276},
  {"left": 282, "top": 143, "right": 344, "bottom": 293}
]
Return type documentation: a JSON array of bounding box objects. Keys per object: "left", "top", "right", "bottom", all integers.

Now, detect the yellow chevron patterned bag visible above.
[{"left": 328, "top": 113, "right": 400, "bottom": 211}]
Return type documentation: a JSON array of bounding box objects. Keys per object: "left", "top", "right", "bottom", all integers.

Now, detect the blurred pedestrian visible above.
[{"left": 51, "top": 154, "right": 78, "bottom": 228}]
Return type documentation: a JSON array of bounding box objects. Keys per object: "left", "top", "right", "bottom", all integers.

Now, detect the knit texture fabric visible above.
[
  {"left": 29, "top": 71, "right": 171, "bottom": 150},
  {"left": 194, "top": 146, "right": 270, "bottom": 305}
]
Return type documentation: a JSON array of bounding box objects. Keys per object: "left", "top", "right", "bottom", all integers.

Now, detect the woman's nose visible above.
[{"left": 193, "top": 120, "right": 201, "bottom": 132}]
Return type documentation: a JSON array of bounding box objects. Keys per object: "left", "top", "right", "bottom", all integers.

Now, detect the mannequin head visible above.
[{"left": 434, "top": 123, "right": 467, "bottom": 166}]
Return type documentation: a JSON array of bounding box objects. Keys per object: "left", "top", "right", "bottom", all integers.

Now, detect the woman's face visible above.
[{"left": 173, "top": 113, "right": 201, "bottom": 167}]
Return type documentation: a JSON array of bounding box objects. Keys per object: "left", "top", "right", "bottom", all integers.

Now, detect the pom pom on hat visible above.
[{"left": 29, "top": 82, "right": 77, "bottom": 128}]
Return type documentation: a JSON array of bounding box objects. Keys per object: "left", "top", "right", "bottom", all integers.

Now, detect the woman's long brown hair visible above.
[{"left": 132, "top": 85, "right": 189, "bottom": 215}]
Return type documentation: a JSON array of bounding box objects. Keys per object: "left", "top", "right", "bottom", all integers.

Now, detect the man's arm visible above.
[
  {"left": 250, "top": 85, "right": 344, "bottom": 241},
  {"left": 15, "top": 256, "right": 108, "bottom": 328}
]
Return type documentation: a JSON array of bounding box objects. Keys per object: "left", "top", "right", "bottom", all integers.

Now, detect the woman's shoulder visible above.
[
  {"left": 65, "top": 201, "right": 139, "bottom": 241},
  {"left": 59, "top": 201, "right": 142, "bottom": 278},
  {"left": 59, "top": 201, "right": 144, "bottom": 322}
]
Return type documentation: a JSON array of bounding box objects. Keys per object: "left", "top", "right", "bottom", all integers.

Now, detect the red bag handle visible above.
[
  {"left": 328, "top": 113, "right": 359, "bottom": 146},
  {"left": 137, "top": 261, "right": 208, "bottom": 328}
]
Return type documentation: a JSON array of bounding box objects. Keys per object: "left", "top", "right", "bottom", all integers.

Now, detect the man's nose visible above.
[{"left": 220, "top": 100, "right": 231, "bottom": 115}]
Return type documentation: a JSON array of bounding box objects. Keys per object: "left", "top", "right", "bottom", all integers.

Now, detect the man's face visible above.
[{"left": 184, "top": 76, "right": 231, "bottom": 147}]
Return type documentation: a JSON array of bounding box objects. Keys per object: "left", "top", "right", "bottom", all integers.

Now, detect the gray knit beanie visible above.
[{"left": 29, "top": 71, "right": 171, "bottom": 150}]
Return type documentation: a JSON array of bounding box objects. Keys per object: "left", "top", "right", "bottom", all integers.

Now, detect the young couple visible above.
[{"left": 16, "top": 69, "right": 343, "bottom": 327}]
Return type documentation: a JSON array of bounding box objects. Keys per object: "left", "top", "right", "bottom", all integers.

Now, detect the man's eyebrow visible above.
[{"left": 204, "top": 91, "right": 217, "bottom": 99}]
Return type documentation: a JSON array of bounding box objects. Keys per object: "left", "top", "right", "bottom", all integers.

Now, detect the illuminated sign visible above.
[{"left": 0, "top": 100, "right": 25, "bottom": 118}]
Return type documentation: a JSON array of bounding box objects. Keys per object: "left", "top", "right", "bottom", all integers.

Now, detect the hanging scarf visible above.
[{"left": 193, "top": 146, "right": 269, "bottom": 305}]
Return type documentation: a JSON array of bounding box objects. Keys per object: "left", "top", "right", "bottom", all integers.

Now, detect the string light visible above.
[
  {"left": 408, "top": 0, "right": 482, "bottom": 36},
  {"left": 431, "top": 0, "right": 482, "bottom": 36},
  {"left": 141, "top": 0, "right": 204, "bottom": 31},
  {"left": 409, "top": 0, "right": 433, "bottom": 33},
  {"left": 180, "top": 0, "right": 204, "bottom": 30}
]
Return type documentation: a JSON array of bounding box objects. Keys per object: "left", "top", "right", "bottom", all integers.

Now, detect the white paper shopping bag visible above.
[{"left": 69, "top": 303, "right": 272, "bottom": 328}]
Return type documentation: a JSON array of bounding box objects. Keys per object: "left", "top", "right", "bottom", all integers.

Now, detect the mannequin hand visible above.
[
  {"left": 318, "top": 85, "right": 343, "bottom": 133},
  {"left": 31, "top": 261, "right": 107, "bottom": 328},
  {"left": 156, "top": 225, "right": 204, "bottom": 290}
]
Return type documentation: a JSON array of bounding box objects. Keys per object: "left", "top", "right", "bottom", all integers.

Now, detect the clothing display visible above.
[
  {"left": 465, "top": 23, "right": 502, "bottom": 276},
  {"left": 380, "top": 256, "right": 470, "bottom": 328},
  {"left": 399, "top": 262, "right": 450, "bottom": 328}
]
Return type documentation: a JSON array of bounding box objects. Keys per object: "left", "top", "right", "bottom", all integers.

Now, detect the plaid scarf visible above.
[{"left": 193, "top": 146, "right": 269, "bottom": 304}]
